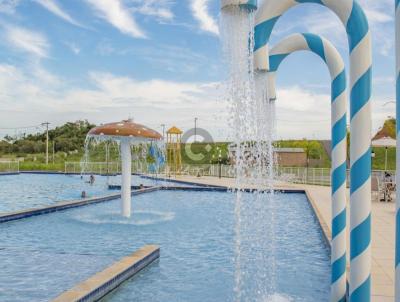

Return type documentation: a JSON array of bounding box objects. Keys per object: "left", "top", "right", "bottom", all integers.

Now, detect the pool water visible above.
[
  {"left": 0, "top": 191, "right": 330, "bottom": 301},
  {"left": 0, "top": 173, "right": 161, "bottom": 214}
]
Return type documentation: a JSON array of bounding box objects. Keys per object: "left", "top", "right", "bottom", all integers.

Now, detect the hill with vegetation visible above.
[
  {"left": 1, "top": 118, "right": 397, "bottom": 171},
  {"left": 0, "top": 120, "right": 94, "bottom": 155}
]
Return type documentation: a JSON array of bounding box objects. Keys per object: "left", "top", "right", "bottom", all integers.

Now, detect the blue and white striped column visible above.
[
  {"left": 395, "top": 1, "right": 400, "bottom": 301},
  {"left": 254, "top": 1, "right": 372, "bottom": 301},
  {"left": 268, "top": 33, "right": 348, "bottom": 302}
]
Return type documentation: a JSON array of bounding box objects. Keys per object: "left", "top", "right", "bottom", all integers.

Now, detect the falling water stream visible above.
[
  {"left": 220, "top": 5, "right": 285, "bottom": 302},
  {"left": 81, "top": 136, "right": 165, "bottom": 177}
]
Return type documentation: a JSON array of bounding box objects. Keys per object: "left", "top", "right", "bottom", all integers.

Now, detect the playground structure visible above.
[{"left": 166, "top": 126, "right": 183, "bottom": 176}]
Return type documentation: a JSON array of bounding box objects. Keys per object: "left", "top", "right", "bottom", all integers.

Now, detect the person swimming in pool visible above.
[{"left": 89, "top": 174, "right": 95, "bottom": 185}]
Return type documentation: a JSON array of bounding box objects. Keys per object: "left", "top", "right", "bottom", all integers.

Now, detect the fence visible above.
[
  {"left": 276, "top": 167, "right": 332, "bottom": 186},
  {"left": 276, "top": 167, "right": 396, "bottom": 186},
  {"left": 64, "top": 162, "right": 395, "bottom": 187},
  {"left": 65, "top": 162, "right": 120, "bottom": 175},
  {"left": 0, "top": 161, "right": 20, "bottom": 174}
]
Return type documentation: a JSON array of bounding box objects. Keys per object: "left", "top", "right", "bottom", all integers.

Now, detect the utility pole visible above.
[
  {"left": 194, "top": 117, "right": 198, "bottom": 143},
  {"left": 42, "top": 122, "right": 50, "bottom": 165},
  {"left": 161, "top": 124, "right": 166, "bottom": 140},
  {"left": 52, "top": 141, "right": 55, "bottom": 164}
]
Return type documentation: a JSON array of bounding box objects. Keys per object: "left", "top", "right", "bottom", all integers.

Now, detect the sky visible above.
[{"left": 0, "top": 0, "right": 396, "bottom": 141}]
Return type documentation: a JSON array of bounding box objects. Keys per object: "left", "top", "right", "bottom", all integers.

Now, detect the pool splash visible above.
[
  {"left": 265, "top": 293, "right": 294, "bottom": 302},
  {"left": 74, "top": 210, "right": 175, "bottom": 226}
]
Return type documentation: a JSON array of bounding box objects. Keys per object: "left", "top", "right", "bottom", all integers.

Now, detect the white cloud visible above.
[
  {"left": 135, "top": 0, "right": 174, "bottom": 21},
  {"left": 0, "top": 64, "right": 227, "bottom": 138},
  {"left": 191, "top": 0, "right": 219, "bottom": 35},
  {"left": 33, "top": 0, "right": 83, "bottom": 27},
  {"left": 5, "top": 25, "right": 49, "bottom": 58},
  {"left": 0, "top": 62, "right": 393, "bottom": 141},
  {"left": 85, "top": 0, "right": 146, "bottom": 39},
  {"left": 271, "top": 0, "right": 393, "bottom": 56},
  {"left": 95, "top": 41, "right": 215, "bottom": 75},
  {"left": 64, "top": 41, "right": 81, "bottom": 54},
  {"left": 359, "top": 0, "right": 393, "bottom": 24},
  {"left": 273, "top": 85, "right": 395, "bottom": 139},
  {"left": 274, "top": 86, "right": 331, "bottom": 139},
  {"left": 0, "top": 0, "right": 19, "bottom": 14}
]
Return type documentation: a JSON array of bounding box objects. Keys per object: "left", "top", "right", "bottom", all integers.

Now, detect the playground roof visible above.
[{"left": 167, "top": 126, "right": 183, "bottom": 134}]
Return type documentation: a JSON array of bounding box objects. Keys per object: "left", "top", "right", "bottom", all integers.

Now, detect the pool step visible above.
[{"left": 52, "top": 245, "right": 160, "bottom": 302}]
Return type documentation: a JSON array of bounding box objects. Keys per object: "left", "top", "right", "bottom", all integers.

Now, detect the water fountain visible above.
[
  {"left": 220, "top": 1, "right": 278, "bottom": 300},
  {"left": 87, "top": 119, "right": 163, "bottom": 217}
]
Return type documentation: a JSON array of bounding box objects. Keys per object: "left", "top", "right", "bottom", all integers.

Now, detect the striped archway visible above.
[
  {"left": 268, "top": 33, "right": 347, "bottom": 301},
  {"left": 254, "top": 1, "right": 372, "bottom": 301}
]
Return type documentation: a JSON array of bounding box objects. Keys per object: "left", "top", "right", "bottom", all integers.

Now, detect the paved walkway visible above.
[{"left": 165, "top": 175, "right": 395, "bottom": 301}]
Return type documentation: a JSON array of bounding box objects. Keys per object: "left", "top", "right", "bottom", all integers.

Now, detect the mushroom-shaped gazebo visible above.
[{"left": 87, "top": 119, "right": 163, "bottom": 217}]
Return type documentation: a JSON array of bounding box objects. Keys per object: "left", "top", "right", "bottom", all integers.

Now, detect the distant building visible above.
[
  {"left": 275, "top": 148, "right": 307, "bottom": 167},
  {"left": 228, "top": 144, "right": 307, "bottom": 167}
]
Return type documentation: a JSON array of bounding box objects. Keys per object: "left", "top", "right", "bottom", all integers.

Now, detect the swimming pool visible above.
[
  {"left": 0, "top": 173, "right": 163, "bottom": 214},
  {"left": 0, "top": 190, "right": 330, "bottom": 301}
]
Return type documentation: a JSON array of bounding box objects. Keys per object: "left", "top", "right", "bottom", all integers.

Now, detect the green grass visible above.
[
  {"left": 180, "top": 142, "right": 229, "bottom": 165},
  {"left": 372, "top": 147, "right": 396, "bottom": 170},
  {"left": 2, "top": 143, "right": 396, "bottom": 171}
]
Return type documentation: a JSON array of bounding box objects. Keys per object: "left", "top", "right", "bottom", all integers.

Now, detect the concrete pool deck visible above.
[{"left": 161, "top": 174, "right": 395, "bottom": 302}]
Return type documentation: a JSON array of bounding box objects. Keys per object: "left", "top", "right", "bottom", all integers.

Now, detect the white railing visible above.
[
  {"left": 276, "top": 167, "right": 396, "bottom": 186},
  {"left": 276, "top": 167, "right": 332, "bottom": 186},
  {"left": 0, "top": 161, "right": 20, "bottom": 173},
  {"left": 64, "top": 162, "right": 396, "bottom": 186},
  {"left": 65, "top": 162, "right": 120, "bottom": 174}
]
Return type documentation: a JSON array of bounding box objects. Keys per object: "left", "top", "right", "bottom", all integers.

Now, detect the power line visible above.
[
  {"left": 0, "top": 124, "right": 45, "bottom": 130},
  {"left": 276, "top": 119, "right": 330, "bottom": 124}
]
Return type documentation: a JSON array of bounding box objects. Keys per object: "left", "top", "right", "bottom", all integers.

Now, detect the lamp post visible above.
[
  {"left": 385, "top": 146, "right": 388, "bottom": 171},
  {"left": 218, "top": 149, "right": 222, "bottom": 179},
  {"left": 52, "top": 140, "right": 55, "bottom": 164},
  {"left": 194, "top": 118, "right": 198, "bottom": 143},
  {"left": 41, "top": 122, "right": 50, "bottom": 165}
]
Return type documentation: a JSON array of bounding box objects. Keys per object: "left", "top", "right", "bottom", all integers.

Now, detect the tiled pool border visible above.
[
  {"left": 303, "top": 189, "right": 350, "bottom": 300},
  {"left": 0, "top": 186, "right": 230, "bottom": 224},
  {"left": 136, "top": 174, "right": 226, "bottom": 188},
  {"left": 303, "top": 189, "right": 332, "bottom": 248},
  {"left": 0, "top": 187, "right": 160, "bottom": 223},
  {"left": 52, "top": 245, "right": 160, "bottom": 302},
  {"left": 0, "top": 172, "right": 19, "bottom": 176}
]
